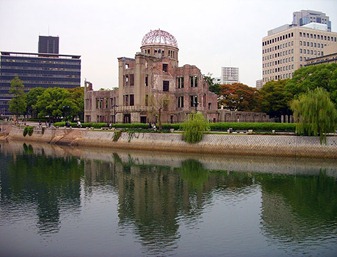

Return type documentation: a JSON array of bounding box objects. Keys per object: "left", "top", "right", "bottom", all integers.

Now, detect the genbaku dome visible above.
[{"left": 84, "top": 29, "right": 219, "bottom": 124}]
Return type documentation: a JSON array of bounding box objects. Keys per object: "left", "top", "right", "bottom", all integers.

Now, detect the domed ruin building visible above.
[{"left": 84, "top": 29, "right": 218, "bottom": 124}]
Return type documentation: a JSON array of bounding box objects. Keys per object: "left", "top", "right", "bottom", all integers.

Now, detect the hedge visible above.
[
  {"left": 53, "top": 121, "right": 295, "bottom": 133},
  {"left": 209, "top": 122, "right": 296, "bottom": 132}
]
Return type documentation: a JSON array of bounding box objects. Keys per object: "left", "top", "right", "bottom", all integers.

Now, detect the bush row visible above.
[
  {"left": 53, "top": 121, "right": 295, "bottom": 133},
  {"left": 209, "top": 122, "right": 296, "bottom": 132}
]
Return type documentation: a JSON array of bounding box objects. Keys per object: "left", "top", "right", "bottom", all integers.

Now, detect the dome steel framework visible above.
[{"left": 141, "top": 29, "right": 178, "bottom": 47}]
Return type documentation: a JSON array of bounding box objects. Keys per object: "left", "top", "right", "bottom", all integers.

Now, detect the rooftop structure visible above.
[
  {"left": 38, "top": 35, "right": 59, "bottom": 54},
  {"left": 141, "top": 29, "right": 178, "bottom": 47},
  {"left": 292, "top": 10, "right": 331, "bottom": 31}
]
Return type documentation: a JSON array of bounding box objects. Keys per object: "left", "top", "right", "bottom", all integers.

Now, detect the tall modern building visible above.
[
  {"left": 0, "top": 36, "right": 80, "bottom": 115},
  {"left": 262, "top": 10, "right": 337, "bottom": 84},
  {"left": 38, "top": 36, "right": 59, "bottom": 54},
  {"left": 292, "top": 10, "right": 331, "bottom": 31},
  {"left": 221, "top": 67, "right": 239, "bottom": 84}
]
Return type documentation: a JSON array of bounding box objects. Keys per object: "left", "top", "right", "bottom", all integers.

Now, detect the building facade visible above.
[
  {"left": 305, "top": 44, "right": 337, "bottom": 66},
  {"left": 262, "top": 14, "right": 337, "bottom": 84},
  {"left": 221, "top": 67, "right": 239, "bottom": 84},
  {"left": 38, "top": 36, "right": 59, "bottom": 54},
  {"left": 84, "top": 29, "right": 218, "bottom": 124},
  {"left": 0, "top": 51, "right": 81, "bottom": 115},
  {"left": 292, "top": 10, "right": 331, "bottom": 31}
]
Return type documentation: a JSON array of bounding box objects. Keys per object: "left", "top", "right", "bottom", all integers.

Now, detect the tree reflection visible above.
[
  {"left": 178, "top": 159, "right": 209, "bottom": 190},
  {"left": 1, "top": 144, "right": 83, "bottom": 234},
  {"left": 1, "top": 143, "right": 337, "bottom": 256},
  {"left": 259, "top": 171, "right": 337, "bottom": 242}
]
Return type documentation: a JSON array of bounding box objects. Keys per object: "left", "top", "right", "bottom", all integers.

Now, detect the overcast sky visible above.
[{"left": 1, "top": 0, "right": 336, "bottom": 90}]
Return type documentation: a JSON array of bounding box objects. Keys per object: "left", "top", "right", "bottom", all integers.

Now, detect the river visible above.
[{"left": 1, "top": 142, "right": 337, "bottom": 257}]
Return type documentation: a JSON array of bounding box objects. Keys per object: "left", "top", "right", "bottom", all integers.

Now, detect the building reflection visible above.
[
  {"left": 82, "top": 153, "right": 256, "bottom": 255},
  {"left": 1, "top": 142, "right": 337, "bottom": 254}
]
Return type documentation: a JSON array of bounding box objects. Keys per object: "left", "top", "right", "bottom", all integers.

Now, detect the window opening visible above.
[
  {"left": 162, "top": 63, "right": 168, "bottom": 72},
  {"left": 163, "top": 81, "right": 169, "bottom": 91}
]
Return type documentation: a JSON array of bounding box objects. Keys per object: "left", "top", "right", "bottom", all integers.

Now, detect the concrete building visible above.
[
  {"left": 38, "top": 35, "right": 59, "bottom": 54},
  {"left": 84, "top": 29, "right": 218, "bottom": 124},
  {"left": 292, "top": 10, "right": 331, "bottom": 31},
  {"left": 262, "top": 10, "right": 337, "bottom": 84},
  {"left": 221, "top": 67, "right": 239, "bottom": 84},
  {"left": 0, "top": 35, "right": 81, "bottom": 115},
  {"left": 256, "top": 79, "right": 263, "bottom": 90},
  {"left": 305, "top": 44, "right": 337, "bottom": 66},
  {"left": 0, "top": 51, "right": 81, "bottom": 115}
]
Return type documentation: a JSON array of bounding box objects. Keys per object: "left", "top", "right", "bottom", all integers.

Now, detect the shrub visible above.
[
  {"left": 23, "top": 126, "right": 34, "bottom": 137},
  {"left": 113, "top": 130, "right": 122, "bottom": 141},
  {"left": 209, "top": 122, "right": 295, "bottom": 132},
  {"left": 182, "top": 113, "right": 210, "bottom": 143}
]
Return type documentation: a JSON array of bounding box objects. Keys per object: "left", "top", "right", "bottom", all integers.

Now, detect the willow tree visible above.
[
  {"left": 290, "top": 87, "right": 337, "bottom": 144},
  {"left": 182, "top": 112, "right": 210, "bottom": 143}
]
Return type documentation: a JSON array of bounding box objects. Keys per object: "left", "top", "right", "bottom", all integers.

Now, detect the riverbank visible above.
[{"left": 1, "top": 124, "right": 337, "bottom": 158}]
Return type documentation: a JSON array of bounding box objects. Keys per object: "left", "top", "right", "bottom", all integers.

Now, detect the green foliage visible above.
[
  {"left": 179, "top": 159, "right": 208, "bottom": 190},
  {"left": 26, "top": 87, "right": 45, "bottom": 118},
  {"left": 23, "top": 126, "right": 34, "bottom": 137},
  {"left": 8, "top": 76, "right": 27, "bottom": 116},
  {"left": 68, "top": 87, "right": 84, "bottom": 120},
  {"left": 204, "top": 74, "right": 220, "bottom": 95},
  {"left": 259, "top": 79, "right": 292, "bottom": 117},
  {"left": 209, "top": 122, "right": 295, "bottom": 132},
  {"left": 182, "top": 112, "right": 210, "bottom": 143},
  {"left": 291, "top": 87, "right": 337, "bottom": 144},
  {"left": 286, "top": 63, "right": 337, "bottom": 106},
  {"left": 113, "top": 130, "right": 122, "bottom": 141},
  {"left": 34, "top": 87, "right": 82, "bottom": 120},
  {"left": 53, "top": 121, "right": 295, "bottom": 133}
]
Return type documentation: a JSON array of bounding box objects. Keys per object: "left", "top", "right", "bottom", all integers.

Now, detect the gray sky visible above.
[{"left": 1, "top": 0, "right": 336, "bottom": 90}]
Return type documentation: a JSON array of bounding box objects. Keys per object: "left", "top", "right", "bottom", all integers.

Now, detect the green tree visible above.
[
  {"left": 182, "top": 112, "right": 210, "bottom": 143},
  {"left": 68, "top": 87, "right": 84, "bottom": 120},
  {"left": 204, "top": 73, "right": 220, "bottom": 95},
  {"left": 259, "top": 79, "right": 292, "bottom": 118},
  {"left": 286, "top": 63, "right": 337, "bottom": 106},
  {"left": 35, "top": 87, "right": 78, "bottom": 121},
  {"left": 290, "top": 87, "right": 337, "bottom": 144},
  {"left": 8, "top": 76, "right": 27, "bottom": 118},
  {"left": 26, "top": 87, "right": 45, "bottom": 118}
]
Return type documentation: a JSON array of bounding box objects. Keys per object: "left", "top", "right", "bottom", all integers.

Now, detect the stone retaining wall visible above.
[{"left": 1, "top": 125, "right": 337, "bottom": 158}]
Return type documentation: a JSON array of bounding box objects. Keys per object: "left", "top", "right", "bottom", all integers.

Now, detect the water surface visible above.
[{"left": 1, "top": 142, "right": 337, "bottom": 257}]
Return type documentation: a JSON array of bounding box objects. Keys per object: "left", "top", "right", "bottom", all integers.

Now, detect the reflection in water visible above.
[
  {"left": 0, "top": 142, "right": 337, "bottom": 257},
  {"left": 1, "top": 143, "right": 83, "bottom": 235},
  {"left": 260, "top": 171, "right": 337, "bottom": 255}
]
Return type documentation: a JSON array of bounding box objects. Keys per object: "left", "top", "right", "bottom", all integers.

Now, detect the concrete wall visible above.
[{"left": 1, "top": 124, "right": 337, "bottom": 158}]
